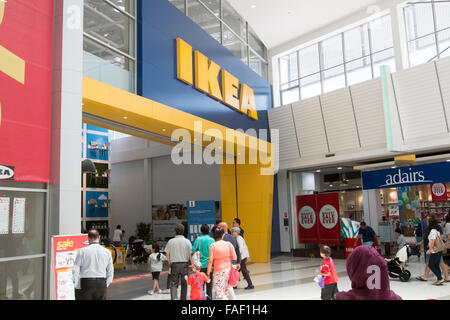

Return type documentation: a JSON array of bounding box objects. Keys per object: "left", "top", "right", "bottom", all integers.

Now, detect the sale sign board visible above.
[
  {"left": 297, "top": 193, "right": 341, "bottom": 245},
  {"left": 0, "top": 0, "right": 53, "bottom": 182},
  {"left": 317, "top": 193, "right": 341, "bottom": 245},
  {"left": 52, "top": 235, "right": 89, "bottom": 300},
  {"left": 296, "top": 195, "right": 319, "bottom": 244},
  {"left": 430, "top": 183, "right": 448, "bottom": 202}
]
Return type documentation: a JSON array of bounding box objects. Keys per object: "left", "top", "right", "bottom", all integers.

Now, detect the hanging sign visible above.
[
  {"left": 431, "top": 183, "right": 448, "bottom": 202},
  {"left": 317, "top": 193, "right": 341, "bottom": 245},
  {"left": 296, "top": 195, "right": 319, "bottom": 244}
]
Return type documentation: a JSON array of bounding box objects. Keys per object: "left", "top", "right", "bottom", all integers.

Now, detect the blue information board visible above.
[{"left": 187, "top": 200, "right": 216, "bottom": 243}]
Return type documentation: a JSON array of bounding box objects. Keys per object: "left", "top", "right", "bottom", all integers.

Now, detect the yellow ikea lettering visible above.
[{"left": 176, "top": 37, "right": 258, "bottom": 120}]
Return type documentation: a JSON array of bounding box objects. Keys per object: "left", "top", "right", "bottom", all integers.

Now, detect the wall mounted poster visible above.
[
  {"left": 317, "top": 193, "right": 341, "bottom": 245},
  {"left": 52, "top": 234, "right": 89, "bottom": 300},
  {"left": 187, "top": 201, "right": 216, "bottom": 243},
  {"left": 12, "top": 198, "right": 25, "bottom": 234},
  {"left": 296, "top": 194, "right": 319, "bottom": 244},
  {"left": 431, "top": 183, "right": 448, "bottom": 202},
  {"left": 0, "top": 197, "right": 9, "bottom": 234},
  {"left": 152, "top": 204, "right": 187, "bottom": 240}
]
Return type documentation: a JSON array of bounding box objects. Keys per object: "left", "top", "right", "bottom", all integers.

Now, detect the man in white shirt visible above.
[
  {"left": 72, "top": 229, "right": 114, "bottom": 300},
  {"left": 165, "top": 224, "right": 192, "bottom": 300},
  {"left": 232, "top": 227, "right": 254, "bottom": 290},
  {"left": 112, "top": 225, "right": 123, "bottom": 246}
]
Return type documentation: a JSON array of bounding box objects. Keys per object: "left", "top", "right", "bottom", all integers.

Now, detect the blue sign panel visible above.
[
  {"left": 362, "top": 161, "right": 450, "bottom": 190},
  {"left": 187, "top": 200, "right": 216, "bottom": 243},
  {"left": 86, "top": 191, "right": 109, "bottom": 218},
  {"left": 137, "top": 0, "right": 272, "bottom": 139}
]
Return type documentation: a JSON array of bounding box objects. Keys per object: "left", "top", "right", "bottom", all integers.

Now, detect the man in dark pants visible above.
[
  {"left": 166, "top": 224, "right": 192, "bottom": 300},
  {"left": 72, "top": 230, "right": 114, "bottom": 300}
]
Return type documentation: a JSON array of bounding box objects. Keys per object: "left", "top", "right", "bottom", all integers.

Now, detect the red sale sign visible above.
[
  {"left": 317, "top": 193, "right": 341, "bottom": 245},
  {"left": 431, "top": 183, "right": 448, "bottom": 202},
  {"left": 52, "top": 235, "right": 89, "bottom": 300},
  {"left": 296, "top": 194, "right": 319, "bottom": 244},
  {"left": 0, "top": 0, "right": 53, "bottom": 182}
]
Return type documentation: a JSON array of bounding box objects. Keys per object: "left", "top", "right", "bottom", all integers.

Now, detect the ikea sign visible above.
[{"left": 176, "top": 38, "right": 258, "bottom": 120}]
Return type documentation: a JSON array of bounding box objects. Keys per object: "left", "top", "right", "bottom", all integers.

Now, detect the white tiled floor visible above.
[{"left": 133, "top": 256, "right": 450, "bottom": 300}]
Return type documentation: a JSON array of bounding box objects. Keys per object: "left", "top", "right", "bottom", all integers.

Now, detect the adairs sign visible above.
[
  {"left": 0, "top": 165, "right": 14, "bottom": 180},
  {"left": 382, "top": 168, "right": 432, "bottom": 187},
  {"left": 176, "top": 38, "right": 258, "bottom": 120}
]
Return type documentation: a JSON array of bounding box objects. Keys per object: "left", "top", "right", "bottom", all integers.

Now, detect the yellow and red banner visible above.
[{"left": 0, "top": 0, "right": 53, "bottom": 182}]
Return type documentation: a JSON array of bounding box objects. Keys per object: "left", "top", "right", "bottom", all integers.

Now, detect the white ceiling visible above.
[{"left": 226, "top": 0, "right": 385, "bottom": 50}]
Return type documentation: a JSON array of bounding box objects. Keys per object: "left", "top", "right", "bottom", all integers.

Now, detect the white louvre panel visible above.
[
  {"left": 291, "top": 97, "right": 329, "bottom": 158},
  {"left": 392, "top": 63, "right": 448, "bottom": 142},
  {"left": 350, "top": 79, "right": 386, "bottom": 149},
  {"left": 320, "top": 88, "right": 360, "bottom": 153},
  {"left": 267, "top": 105, "right": 300, "bottom": 162},
  {"left": 436, "top": 57, "right": 450, "bottom": 129}
]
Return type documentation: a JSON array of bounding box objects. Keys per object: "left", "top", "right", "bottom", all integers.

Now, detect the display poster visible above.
[
  {"left": 296, "top": 194, "right": 319, "bottom": 244},
  {"left": 397, "top": 187, "right": 420, "bottom": 223},
  {"left": 0, "top": 0, "right": 54, "bottom": 182},
  {"left": 316, "top": 193, "right": 341, "bottom": 245},
  {"left": 152, "top": 204, "right": 187, "bottom": 240},
  {"left": 187, "top": 201, "right": 216, "bottom": 242},
  {"left": 0, "top": 197, "right": 10, "bottom": 234},
  {"left": 52, "top": 235, "right": 89, "bottom": 300},
  {"left": 431, "top": 183, "right": 448, "bottom": 202},
  {"left": 12, "top": 198, "right": 25, "bottom": 234}
]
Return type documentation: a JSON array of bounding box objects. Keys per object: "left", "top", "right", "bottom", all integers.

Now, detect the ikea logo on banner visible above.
[{"left": 176, "top": 38, "right": 258, "bottom": 120}]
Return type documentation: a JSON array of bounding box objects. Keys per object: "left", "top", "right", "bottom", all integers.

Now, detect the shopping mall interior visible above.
[{"left": 0, "top": 0, "right": 449, "bottom": 301}]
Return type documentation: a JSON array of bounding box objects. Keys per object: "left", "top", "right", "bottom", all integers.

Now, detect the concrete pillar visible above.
[
  {"left": 363, "top": 189, "right": 383, "bottom": 234},
  {"left": 277, "top": 170, "right": 291, "bottom": 252},
  {"left": 390, "top": 2, "right": 408, "bottom": 71}
]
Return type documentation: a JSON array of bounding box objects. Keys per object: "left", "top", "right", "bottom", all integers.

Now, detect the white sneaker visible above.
[
  {"left": 156, "top": 289, "right": 162, "bottom": 294},
  {"left": 147, "top": 290, "right": 154, "bottom": 295}
]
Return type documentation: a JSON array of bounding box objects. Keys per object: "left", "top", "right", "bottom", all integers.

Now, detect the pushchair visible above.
[
  {"left": 386, "top": 244, "right": 419, "bottom": 282},
  {"left": 129, "top": 239, "right": 149, "bottom": 264}
]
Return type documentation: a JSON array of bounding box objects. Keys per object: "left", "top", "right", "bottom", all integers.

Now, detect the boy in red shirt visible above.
[
  {"left": 185, "top": 262, "right": 210, "bottom": 300},
  {"left": 316, "top": 245, "right": 339, "bottom": 300}
]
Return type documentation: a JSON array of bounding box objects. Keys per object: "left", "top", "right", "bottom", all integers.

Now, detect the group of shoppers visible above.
[{"left": 163, "top": 218, "right": 254, "bottom": 300}]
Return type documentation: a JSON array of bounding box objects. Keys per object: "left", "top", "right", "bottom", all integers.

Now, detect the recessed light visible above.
[
  {"left": 316, "top": 170, "right": 321, "bottom": 173},
  {"left": 447, "top": 159, "right": 450, "bottom": 162},
  {"left": 162, "top": 129, "right": 166, "bottom": 132},
  {"left": 337, "top": 167, "right": 343, "bottom": 170},
  {"left": 329, "top": 184, "right": 333, "bottom": 187},
  {"left": 391, "top": 166, "right": 397, "bottom": 169},
  {"left": 251, "top": 4, "right": 257, "bottom": 9},
  {"left": 123, "top": 116, "right": 128, "bottom": 120}
]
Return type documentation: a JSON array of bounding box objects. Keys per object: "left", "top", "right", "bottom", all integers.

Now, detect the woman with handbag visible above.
[
  {"left": 206, "top": 227, "right": 237, "bottom": 300},
  {"left": 427, "top": 219, "right": 446, "bottom": 286}
]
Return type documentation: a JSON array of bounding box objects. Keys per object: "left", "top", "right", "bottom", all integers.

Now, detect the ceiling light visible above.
[
  {"left": 316, "top": 170, "right": 321, "bottom": 173},
  {"left": 447, "top": 159, "right": 450, "bottom": 162},
  {"left": 123, "top": 116, "right": 128, "bottom": 120},
  {"left": 251, "top": 4, "right": 257, "bottom": 9},
  {"left": 337, "top": 167, "right": 343, "bottom": 170}
]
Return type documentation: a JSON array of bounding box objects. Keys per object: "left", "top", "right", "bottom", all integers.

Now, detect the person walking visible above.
[
  {"left": 206, "top": 227, "right": 237, "bottom": 300},
  {"left": 185, "top": 262, "right": 210, "bottom": 300},
  {"left": 232, "top": 227, "right": 254, "bottom": 290},
  {"left": 147, "top": 243, "right": 167, "bottom": 295},
  {"left": 165, "top": 224, "right": 192, "bottom": 300},
  {"left": 357, "top": 222, "right": 378, "bottom": 247},
  {"left": 218, "top": 222, "right": 241, "bottom": 296},
  {"left": 426, "top": 219, "right": 445, "bottom": 286},
  {"left": 233, "top": 218, "right": 244, "bottom": 237},
  {"left": 191, "top": 224, "right": 215, "bottom": 299},
  {"left": 72, "top": 229, "right": 114, "bottom": 300}
]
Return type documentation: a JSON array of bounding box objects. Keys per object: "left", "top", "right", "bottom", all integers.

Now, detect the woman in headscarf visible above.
[{"left": 336, "top": 245, "right": 402, "bottom": 300}]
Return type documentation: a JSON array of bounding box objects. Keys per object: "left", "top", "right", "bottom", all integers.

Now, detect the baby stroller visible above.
[
  {"left": 129, "top": 239, "right": 149, "bottom": 264},
  {"left": 387, "top": 245, "right": 418, "bottom": 282}
]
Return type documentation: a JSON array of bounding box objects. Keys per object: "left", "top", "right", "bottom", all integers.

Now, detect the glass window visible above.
[
  {"left": 222, "top": 1, "right": 247, "bottom": 41},
  {"left": 249, "top": 50, "right": 268, "bottom": 79},
  {"left": 408, "top": 34, "right": 437, "bottom": 67},
  {"left": 344, "top": 24, "right": 370, "bottom": 61},
  {"left": 437, "top": 29, "right": 450, "bottom": 59},
  {"left": 200, "top": 0, "right": 220, "bottom": 16},
  {"left": 248, "top": 25, "right": 267, "bottom": 60},
  {"left": 222, "top": 25, "right": 247, "bottom": 62},
  {"left": 109, "top": 0, "right": 135, "bottom": 14},
  {"left": 404, "top": 3, "right": 435, "bottom": 41},
  {"left": 322, "top": 66, "right": 345, "bottom": 93},
  {"left": 0, "top": 190, "right": 46, "bottom": 258},
  {"left": 169, "top": 0, "right": 185, "bottom": 14},
  {"left": 373, "top": 48, "right": 396, "bottom": 78},
  {"left": 188, "top": 0, "right": 221, "bottom": 42},
  {"left": 346, "top": 56, "right": 372, "bottom": 86},
  {"left": 279, "top": 52, "right": 298, "bottom": 85},
  {"left": 435, "top": 1, "right": 450, "bottom": 31},
  {"left": 84, "top": 0, "right": 135, "bottom": 56},
  {"left": 300, "top": 74, "right": 321, "bottom": 100},
  {"left": 281, "top": 87, "right": 300, "bottom": 105},
  {"left": 298, "top": 44, "right": 320, "bottom": 77},
  {"left": 321, "top": 34, "right": 344, "bottom": 69},
  {"left": 0, "top": 257, "right": 45, "bottom": 300},
  {"left": 369, "top": 14, "right": 393, "bottom": 52}
]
